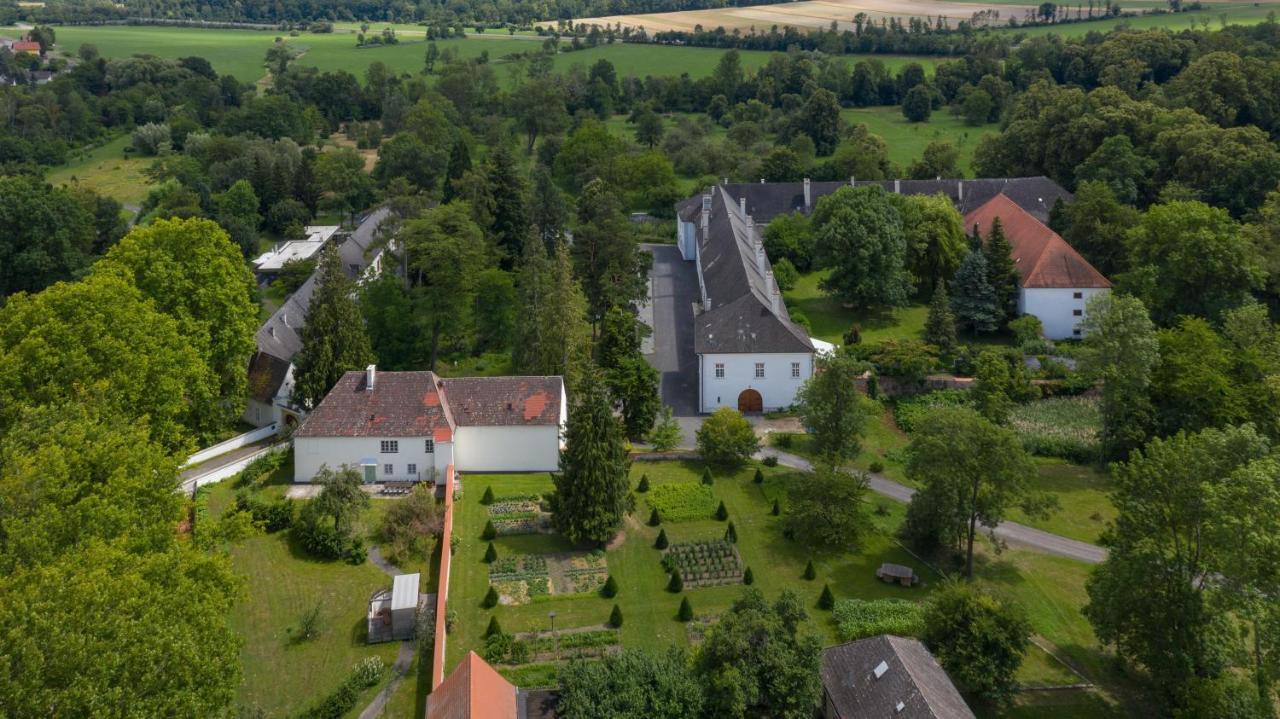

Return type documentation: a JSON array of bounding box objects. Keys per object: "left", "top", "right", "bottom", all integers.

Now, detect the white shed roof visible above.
[{"left": 392, "top": 572, "right": 420, "bottom": 611}]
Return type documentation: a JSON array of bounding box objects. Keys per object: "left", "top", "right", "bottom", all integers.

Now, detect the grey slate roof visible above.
[
  {"left": 678, "top": 177, "right": 1070, "bottom": 226},
  {"left": 693, "top": 186, "right": 813, "bottom": 354},
  {"left": 821, "top": 635, "right": 975, "bottom": 719},
  {"left": 340, "top": 206, "right": 391, "bottom": 279}
]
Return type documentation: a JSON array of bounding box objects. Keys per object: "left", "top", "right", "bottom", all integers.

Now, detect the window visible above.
[
  {"left": 791, "top": 362, "right": 801, "bottom": 378},
  {"left": 1073, "top": 291, "right": 1083, "bottom": 299},
  {"left": 1072, "top": 309, "right": 1083, "bottom": 316},
  {"left": 755, "top": 363, "right": 765, "bottom": 378},
  {"left": 383, "top": 464, "right": 393, "bottom": 475},
  {"left": 407, "top": 463, "right": 417, "bottom": 476},
  {"left": 1073, "top": 328, "right": 1082, "bottom": 336},
  {"left": 424, "top": 439, "right": 434, "bottom": 453},
  {"left": 380, "top": 440, "right": 398, "bottom": 453},
  {"left": 714, "top": 363, "right": 725, "bottom": 378}
]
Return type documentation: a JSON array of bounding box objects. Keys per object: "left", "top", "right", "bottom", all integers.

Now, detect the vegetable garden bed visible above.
[
  {"left": 646, "top": 482, "right": 718, "bottom": 522},
  {"left": 662, "top": 540, "right": 744, "bottom": 587}
]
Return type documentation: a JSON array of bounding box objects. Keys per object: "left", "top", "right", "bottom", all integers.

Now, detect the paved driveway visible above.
[{"left": 643, "top": 243, "right": 700, "bottom": 418}]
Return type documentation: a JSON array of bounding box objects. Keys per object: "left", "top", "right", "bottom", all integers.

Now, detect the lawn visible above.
[
  {"left": 841, "top": 105, "right": 999, "bottom": 176},
  {"left": 785, "top": 268, "right": 930, "bottom": 346},
  {"left": 45, "top": 133, "right": 152, "bottom": 209}
]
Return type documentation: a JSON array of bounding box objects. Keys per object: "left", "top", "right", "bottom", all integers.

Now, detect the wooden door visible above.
[{"left": 737, "top": 389, "right": 763, "bottom": 413}]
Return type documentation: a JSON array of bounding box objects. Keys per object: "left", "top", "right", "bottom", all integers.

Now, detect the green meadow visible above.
[{"left": 841, "top": 106, "right": 999, "bottom": 176}]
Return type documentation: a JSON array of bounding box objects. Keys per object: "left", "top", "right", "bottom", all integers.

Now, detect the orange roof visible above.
[
  {"left": 427, "top": 652, "right": 517, "bottom": 719},
  {"left": 12, "top": 41, "right": 41, "bottom": 53},
  {"left": 963, "top": 194, "right": 1111, "bottom": 290}
]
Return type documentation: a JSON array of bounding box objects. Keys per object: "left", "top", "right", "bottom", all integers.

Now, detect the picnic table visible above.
[{"left": 876, "top": 562, "right": 917, "bottom": 587}]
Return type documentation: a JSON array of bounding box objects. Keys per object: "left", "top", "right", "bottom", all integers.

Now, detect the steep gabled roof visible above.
[
  {"left": 340, "top": 206, "right": 391, "bottom": 278},
  {"left": 439, "top": 376, "right": 564, "bottom": 427},
  {"left": 293, "top": 370, "right": 454, "bottom": 441},
  {"left": 246, "top": 351, "right": 292, "bottom": 404},
  {"left": 964, "top": 194, "right": 1111, "bottom": 290},
  {"left": 822, "top": 635, "right": 975, "bottom": 719},
  {"left": 427, "top": 652, "right": 518, "bottom": 719}
]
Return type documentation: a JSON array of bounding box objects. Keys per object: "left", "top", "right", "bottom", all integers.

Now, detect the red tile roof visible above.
[
  {"left": 963, "top": 194, "right": 1111, "bottom": 290},
  {"left": 11, "top": 41, "right": 41, "bottom": 53},
  {"left": 427, "top": 652, "right": 517, "bottom": 719},
  {"left": 439, "top": 377, "right": 564, "bottom": 427},
  {"left": 293, "top": 370, "right": 454, "bottom": 439}
]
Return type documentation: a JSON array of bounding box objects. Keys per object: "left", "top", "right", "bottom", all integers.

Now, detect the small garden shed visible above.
[{"left": 368, "top": 572, "right": 421, "bottom": 643}]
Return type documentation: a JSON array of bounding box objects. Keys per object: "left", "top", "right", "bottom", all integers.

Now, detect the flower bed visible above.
[
  {"left": 489, "top": 495, "right": 552, "bottom": 535},
  {"left": 833, "top": 598, "right": 925, "bottom": 641},
  {"left": 1009, "top": 396, "right": 1101, "bottom": 463},
  {"left": 646, "top": 482, "right": 718, "bottom": 522},
  {"left": 493, "top": 515, "right": 552, "bottom": 535},
  {"left": 491, "top": 554, "right": 552, "bottom": 605},
  {"left": 662, "top": 540, "right": 743, "bottom": 587}
]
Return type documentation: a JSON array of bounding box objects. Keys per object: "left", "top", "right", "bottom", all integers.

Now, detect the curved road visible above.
[{"left": 761, "top": 448, "right": 1108, "bottom": 565}]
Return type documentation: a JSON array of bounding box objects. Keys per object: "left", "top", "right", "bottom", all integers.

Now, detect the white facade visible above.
[
  {"left": 699, "top": 352, "right": 815, "bottom": 413},
  {"left": 294, "top": 436, "right": 452, "bottom": 483},
  {"left": 454, "top": 426, "right": 562, "bottom": 473},
  {"left": 1020, "top": 287, "right": 1109, "bottom": 340},
  {"left": 678, "top": 219, "right": 697, "bottom": 260}
]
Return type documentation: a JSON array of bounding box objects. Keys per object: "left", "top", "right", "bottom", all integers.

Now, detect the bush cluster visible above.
[
  {"left": 234, "top": 491, "right": 295, "bottom": 532},
  {"left": 892, "top": 389, "right": 972, "bottom": 433},
  {"left": 293, "top": 657, "right": 385, "bottom": 719},
  {"left": 833, "top": 598, "right": 926, "bottom": 640}
]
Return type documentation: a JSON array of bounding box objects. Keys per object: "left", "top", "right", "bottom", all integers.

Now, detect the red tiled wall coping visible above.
[{"left": 431, "top": 464, "right": 455, "bottom": 691}]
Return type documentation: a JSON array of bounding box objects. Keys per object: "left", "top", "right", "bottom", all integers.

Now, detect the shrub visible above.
[
  {"left": 481, "top": 486, "right": 495, "bottom": 504},
  {"left": 702, "top": 467, "right": 714, "bottom": 485},
  {"left": 482, "top": 519, "right": 497, "bottom": 540},
  {"left": 696, "top": 407, "right": 760, "bottom": 468},
  {"left": 295, "top": 602, "right": 322, "bottom": 642},
  {"left": 819, "top": 584, "right": 835, "bottom": 610},
  {"left": 482, "top": 632, "right": 513, "bottom": 664},
  {"left": 724, "top": 521, "right": 737, "bottom": 543},
  {"left": 346, "top": 537, "right": 367, "bottom": 565},
  {"left": 483, "top": 586, "right": 499, "bottom": 608},
  {"left": 352, "top": 656, "right": 385, "bottom": 687},
  {"left": 762, "top": 456, "right": 778, "bottom": 467},
  {"left": 485, "top": 616, "right": 503, "bottom": 638},
  {"left": 833, "top": 599, "right": 926, "bottom": 640},
  {"left": 1008, "top": 314, "right": 1044, "bottom": 345},
  {"left": 668, "top": 569, "right": 684, "bottom": 593},
  {"left": 868, "top": 460, "right": 885, "bottom": 473},
  {"left": 601, "top": 575, "right": 618, "bottom": 598},
  {"left": 753, "top": 468, "right": 764, "bottom": 484},
  {"left": 379, "top": 485, "right": 443, "bottom": 564},
  {"left": 609, "top": 604, "right": 623, "bottom": 628},
  {"left": 892, "top": 389, "right": 972, "bottom": 433},
  {"left": 714, "top": 500, "right": 728, "bottom": 521},
  {"left": 771, "top": 499, "right": 781, "bottom": 516},
  {"left": 299, "top": 657, "right": 385, "bottom": 719},
  {"left": 235, "top": 492, "right": 295, "bottom": 532},
  {"left": 484, "top": 542, "right": 498, "bottom": 563},
  {"left": 294, "top": 509, "right": 347, "bottom": 560},
  {"left": 655, "top": 528, "right": 669, "bottom": 549},
  {"left": 677, "top": 597, "right": 693, "bottom": 622},
  {"left": 647, "top": 482, "right": 717, "bottom": 522},
  {"left": 743, "top": 566, "right": 754, "bottom": 585},
  {"left": 131, "top": 122, "right": 171, "bottom": 156},
  {"left": 637, "top": 474, "right": 650, "bottom": 492},
  {"left": 803, "top": 559, "right": 816, "bottom": 580},
  {"left": 773, "top": 432, "right": 794, "bottom": 449},
  {"left": 648, "top": 507, "right": 661, "bottom": 526}
]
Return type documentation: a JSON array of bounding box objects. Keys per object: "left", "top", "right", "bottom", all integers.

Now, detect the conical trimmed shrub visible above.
[
  {"left": 702, "top": 467, "right": 713, "bottom": 485},
  {"left": 482, "top": 586, "right": 499, "bottom": 608},
  {"left": 481, "top": 519, "right": 496, "bottom": 540},
  {"left": 485, "top": 615, "right": 503, "bottom": 637},
  {"left": 648, "top": 507, "right": 661, "bottom": 526},
  {"left": 803, "top": 559, "right": 816, "bottom": 580},
  {"left": 677, "top": 597, "right": 693, "bottom": 622},
  {"left": 724, "top": 521, "right": 737, "bottom": 543},
  {"left": 668, "top": 569, "right": 684, "bottom": 593},
  {"left": 484, "top": 542, "right": 497, "bottom": 563},
  {"left": 771, "top": 499, "right": 780, "bottom": 516},
  {"left": 655, "top": 528, "right": 669, "bottom": 549},
  {"left": 819, "top": 584, "right": 835, "bottom": 610},
  {"left": 714, "top": 500, "right": 728, "bottom": 521},
  {"left": 481, "top": 486, "right": 495, "bottom": 505},
  {"left": 743, "top": 566, "right": 754, "bottom": 585},
  {"left": 637, "top": 474, "right": 650, "bottom": 492},
  {"left": 609, "top": 604, "right": 623, "bottom": 628},
  {"left": 753, "top": 468, "right": 764, "bottom": 484},
  {"left": 602, "top": 575, "right": 618, "bottom": 598}
]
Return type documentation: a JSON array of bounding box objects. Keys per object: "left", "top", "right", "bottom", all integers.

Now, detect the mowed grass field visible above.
[
  {"left": 842, "top": 105, "right": 999, "bottom": 175},
  {"left": 45, "top": 133, "right": 151, "bottom": 208}
]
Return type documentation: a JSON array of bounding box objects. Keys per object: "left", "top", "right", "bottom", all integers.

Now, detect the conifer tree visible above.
[
  {"left": 924, "top": 279, "right": 958, "bottom": 353},
  {"left": 485, "top": 615, "right": 503, "bottom": 637},
  {"left": 647, "top": 405, "right": 682, "bottom": 452},
  {"left": 486, "top": 143, "right": 530, "bottom": 269},
  {"left": 602, "top": 575, "right": 619, "bottom": 598},
  {"left": 637, "top": 474, "right": 650, "bottom": 492},
  {"left": 484, "top": 542, "right": 498, "bottom": 563},
  {"left": 530, "top": 163, "right": 568, "bottom": 255},
  {"left": 668, "top": 569, "right": 684, "bottom": 593},
  {"left": 648, "top": 507, "right": 661, "bottom": 526},
  {"left": 743, "top": 566, "right": 754, "bottom": 584},
  {"left": 542, "top": 240, "right": 593, "bottom": 391},
  {"left": 292, "top": 245, "right": 375, "bottom": 408},
  {"left": 481, "top": 486, "right": 495, "bottom": 505},
  {"left": 702, "top": 467, "right": 714, "bottom": 486},
  {"left": 442, "top": 136, "right": 470, "bottom": 202},
  {"left": 609, "top": 603, "right": 623, "bottom": 628},
  {"left": 571, "top": 179, "right": 647, "bottom": 326},
  {"left": 715, "top": 501, "right": 728, "bottom": 521},
  {"left": 655, "top": 528, "right": 669, "bottom": 549},
  {"left": 483, "top": 586, "right": 498, "bottom": 608},
  {"left": 512, "top": 238, "right": 551, "bottom": 375},
  {"left": 677, "top": 597, "right": 693, "bottom": 621},
  {"left": 482, "top": 520, "right": 497, "bottom": 540},
  {"left": 803, "top": 559, "right": 816, "bottom": 580},
  {"left": 819, "top": 584, "right": 835, "bottom": 610},
  {"left": 551, "top": 371, "right": 630, "bottom": 544},
  {"left": 772, "top": 499, "right": 781, "bottom": 516},
  {"left": 725, "top": 521, "right": 737, "bottom": 543},
  {"left": 982, "top": 218, "right": 1020, "bottom": 321},
  {"left": 950, "top": 250, "right": 1001, "bottom": 334},
  {"left": 753, "top": 468, "right": 764, "bottom": 484}
]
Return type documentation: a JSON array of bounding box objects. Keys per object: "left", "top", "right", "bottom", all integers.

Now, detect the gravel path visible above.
[
  {"left": 761, "top": 448, "right": 1107, "bottom": 564},
  {"left": 358, "top": 641, "right": 416, "bottom": 719}
]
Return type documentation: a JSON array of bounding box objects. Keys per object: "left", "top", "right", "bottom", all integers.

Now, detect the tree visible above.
[
  {"left": 556, "top": 648, "right": 702, "bottom": 718},
  {"left": 609, "top": 604, "right": 624, "bottom": 628},
  {"left": 1150, "top": 317, "right": 1244, "bottom": 437},
  {"left": 950, "top": 250, "right": 1001, "bottom": 334},
  {"left": 473, "top": 269, "right": 515, "bottom": 355},
  {"left": 510, "top": 76, "right": 568, "bottom": 153},
  {"left": 1079, "top": 293, "right": 1159, "bottom": 461},
  {"left": 818, "top": 584, "right": 835, "bottom": 610},
  {"left": 784, "top": 465, "right": 870, "bottom": 549},
  {"left": 795, "top": 88, "right": 842, "bottom": 156},
  {"left": 360, "top": 274, "right": 417, "bottom": 370},
  {"left": 763, "top": 212, "right": 815, "bottom": 272},
  {"left": 924, "top": 280, "right": 958, "bottom": 354},
  {"left": 647, "top": 406, "right": 683, "bottom": 452},
  {"left": 795, "top": 350, "right": 872, "bottom": 463},
  {"left": 634, "top": 107, "right": 664, "bottom": 149},
  {"left": 696, "top": 408, "right": 760, "bottom": 469},
  {"left": 530, "top": 163, "right": 569, "bottom": 254},
  {"left": 131, "top": 122, "right": 171, "bottom": 156},
  {"left": 677, "top": 597, "right": 694, "bottom": 621},
  {"left": 485, "top": 143, "right": 531, "bottom": 268},
  {"left": 602, "top": 575, "right": 619, "bottom": 598},
  {"left": 961, "top": 87, "right": 994, "bottom": 126},
  {"left": 811, "top": 186, "right": 911, "bottom": 309},
  {"left": 655, "top": 528, "right": 669, "bottom": 549},
  {"left": 906, "top": 141, "right": 961, "bottom": 180},
  {"left": 0, "top": 175, "right": 97, "bottom": 297},
  {"left": 695, "top": 589, "right": 822, "bottom": 719},
  {"left": 892, "top": 193, "right": 967, "bottom": 293},
  {"left": 1085, "top": 425, "right": 1271, "bottom": 709},
  {"left": 292, "top": 246, "right": 375, "bottom": 409},
  {"left": 484, "top": 542, "right": 497, "bottom": 563},
  {"left": 95, "top": 218, "right": 257, "bottom": 432},
  {"left": 802, "top": 559, "right": 816, "bottom": 580},
  {"left": 1075, "top": 135, "right": 1154, "bottom": 206},
  {"left": 1126, "top": 200, "right": 1263, "bottom": 324},
  {"left": 485, "top": 616, "right": 503, "bottom": 637},
  {"left": 573, "top": 179, "right": 647, "bottom": 326},
  {"left": 972, "top": 350, "right": 1014, "bottom": 424},
  {"left": 1050, "top": 181, "right": 1141, "bottom": 278},
  {"left": 904, "top": 406, "right": 1045, "bottom": 578},
  {"left": 715, "top": 501, "right": 729, "bottom": 521},
  {"left": 314, "top": 147, "right": 375, "bottom": 226},
  {"left": 981, "top": 218, "right": 1020, "bottom": 321},
  {"left": 761, "top": 147, "right": 804, "bottom": 182},
  {"left": 551, "top": 372, "right": 631, "bottom": 545},
  {"left": 902, "top": 85, "right": 933, "bottom": 122},
  {"left": 401, "top": 202, "right": 487, "bottom": 369},
  {"left": 668, "top": 569, "right": 684, "bottom": 593},
  {"left": 922, "top": 582, "right": 1030, "bottom": 704}
]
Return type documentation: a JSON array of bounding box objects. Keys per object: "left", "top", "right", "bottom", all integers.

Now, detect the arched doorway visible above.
[{"left": 737, "top": 389, "right": 763, "bottom": 413}]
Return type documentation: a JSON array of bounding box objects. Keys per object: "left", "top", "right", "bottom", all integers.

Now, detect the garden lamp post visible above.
[{"left": 549, "top": 610, "right": 558, "bottom": 659}]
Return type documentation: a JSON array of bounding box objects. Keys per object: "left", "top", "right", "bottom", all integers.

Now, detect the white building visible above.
[
  {"left": 963, "top": 194, "right": 1111, "bottom": 339},
  {"left": 292, "top": 367, "right": 567, "bottom": 483},
  {"left": 251, "top": 225, "right": 340, "bottom": 276}
]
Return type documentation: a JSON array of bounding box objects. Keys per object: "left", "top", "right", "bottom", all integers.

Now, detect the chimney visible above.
[
  {"left": 739, "top": 196, "right": 746, "bottom": 215},
  {"left": 957, "top": 180, "right": 963, "bottom": 202},
  {"left": 766, "top": 269, "right": 775, "bottom": 294},
  {"left": 850, "top": 175, "right": 856, "bottom": 187},
  {"left": 803, "top": 177, "right": 811, "bottom": 209},
  {"left": 771, "top": 286, "right": 781, "bottom": 314},
  {"left": 755, "top": 238, "right": 766, "bottom": 275},
  {"left": 703, "top": 296, "right": 712, "bottom": 311},
  {"left": 281, "top": 312, "right": 289, "bottom": 328},
  {"left": 700, "top": 191, "right": 711, "bottom": 231},
  {"left": 894, "top": 179, "right": 901, "bottom": 194},
  {"left": 268, "top": 325, "right": 276, "bottom": 338},
  {"left": 366, "top": 364, "right": 377, "bottom": 391}
]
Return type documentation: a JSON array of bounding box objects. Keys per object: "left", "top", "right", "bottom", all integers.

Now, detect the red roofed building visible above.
[
  {"left": 427, "top": 652, "right": 518, "bottom": 719},
  {"left": 10, "top": 40, "right": 42, "bottom": 55},
  {"left": 963, "top": 194, "right": 1111, "bottom": 339},
  {"left": 292, "top": 366, "right": 566, "bottom": 483}
]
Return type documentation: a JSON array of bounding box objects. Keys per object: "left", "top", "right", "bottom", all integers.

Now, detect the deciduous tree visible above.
[
  {"left": 784, "top": 464, "right": 870, "bottom": 549},
  {"left": 795, "top": 350, "right": 871, "bottom": 463},
  {"left": 811, "top": 186, "right": 911, "bottom": 309}
]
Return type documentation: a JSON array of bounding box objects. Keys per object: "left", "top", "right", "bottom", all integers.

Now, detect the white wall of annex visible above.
[
  {"left": 454, "top": 426, "right": 561, "bottom": 473},
  {"left": 294, "top": 436, "right": 441, "bottom": 483},
  {"left": 699, "top": 352, "right": 814, "bottom": 413},
  {"left": 1020, "top": 287, "right": 1108, "bottom": 340}
]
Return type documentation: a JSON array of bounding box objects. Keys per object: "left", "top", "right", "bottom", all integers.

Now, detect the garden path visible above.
[{"left": 357, "top": 641, "right": 416, "bottom": 719}]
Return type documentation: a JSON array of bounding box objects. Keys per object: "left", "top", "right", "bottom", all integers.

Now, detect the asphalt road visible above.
[
  {"left": 643, "top": 243, "right": 700, "bottom": 418},
  {"left": 762, "top": 448, "right": 1108, "bottom": 565}
]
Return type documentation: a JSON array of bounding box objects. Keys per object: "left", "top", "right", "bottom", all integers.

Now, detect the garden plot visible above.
[
  {"left": 488, "top": 493, "right": 552, "bottom": 535},
  {"left": 663, "top": 540, "right": 744, "bottom": 588},
  {"left": 489, "top": 551, "right": 609, "bottom": 605},
  {"left": 646, "top": 482, "right": 718, "bottom": 522},
  {"left": 1009, "top": 396, "right": 1101, "bottom": 463}
]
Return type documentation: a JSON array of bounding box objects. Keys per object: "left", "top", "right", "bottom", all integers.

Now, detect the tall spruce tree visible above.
[
  {"left": 950, "top": 250, "right": 1001, "bottom": 334},
  {"left": 442, "top": 135, "right": 470, "bottom": 203},
  {"left": 925, "top": 279, "right": 958, "bottom": 353},
  {"left": 982, "top": 218, "right": 1020, "bottom": 322},
  {"left": 293, "top": 245, "right": 375, "bottom": 408},
  {"left": 571, "top": 179, "right": 648, "bottom": 328},
  {"left": 513, "top": 238, "right": 552, "bottom": 375},
  {"left": 530, "top": 163, "right": 569, "bottom": 255},
  {"left": 540, "top": 240, "right": 593, "bottom": 391},
  {"left": 552, "top": 371, "right": 631, "bottom": 544},
  {"left": 485, "top": 143, "right": 530, "bottom": 269}
]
